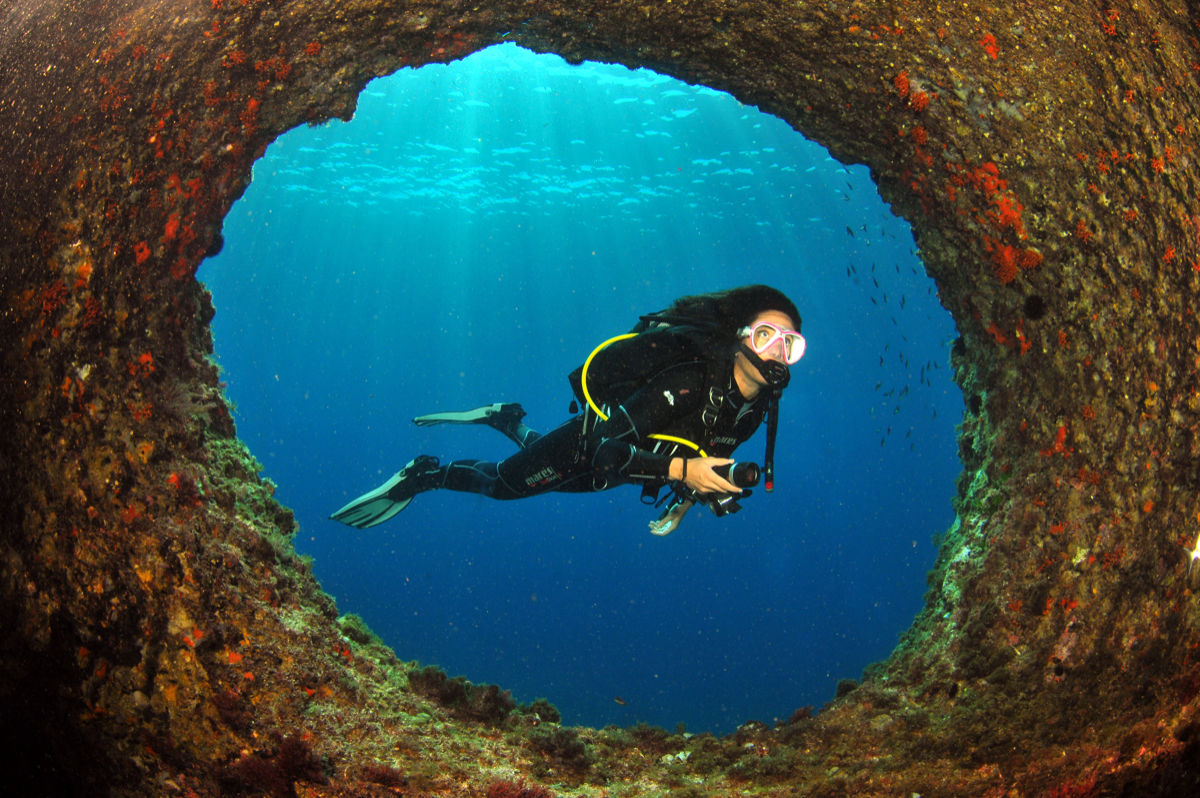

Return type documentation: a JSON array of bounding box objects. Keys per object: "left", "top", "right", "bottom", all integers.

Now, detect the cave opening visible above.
[{"left": 198, "top": 43, "right": 964, "bottom": 734}]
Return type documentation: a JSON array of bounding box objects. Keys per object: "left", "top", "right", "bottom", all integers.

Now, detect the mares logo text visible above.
[{"left": 525, "top": 466, "right": 560, "bottom": 488}]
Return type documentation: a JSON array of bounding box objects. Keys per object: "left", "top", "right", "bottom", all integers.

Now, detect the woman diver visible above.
[{"left": 330, "top": 284, "right": 804, "bottom": 536}]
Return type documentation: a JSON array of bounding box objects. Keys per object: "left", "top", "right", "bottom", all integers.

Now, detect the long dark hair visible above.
[{"left": 666, "top": 285, "right": 801, "bottom": 337}]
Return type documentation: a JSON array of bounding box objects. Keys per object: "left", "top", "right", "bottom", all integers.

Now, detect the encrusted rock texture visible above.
[{"left": 2, "top": 0, "right": 1200, "bottom": 795}]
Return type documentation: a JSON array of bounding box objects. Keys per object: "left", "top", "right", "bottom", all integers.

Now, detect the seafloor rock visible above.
[{"left": 2, "top": 1, "right": 1199, "bottom": 796}]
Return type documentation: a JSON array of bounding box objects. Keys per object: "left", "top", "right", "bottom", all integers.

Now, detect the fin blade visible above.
[{"left": 330, "top": 471, "right": 409, "bottom": 528}]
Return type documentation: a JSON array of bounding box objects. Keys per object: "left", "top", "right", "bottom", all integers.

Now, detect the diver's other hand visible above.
[
  {"left": 649, "top": 500, "right": 693, "bottom": 536},
  {"left": 671, "top": 457, "right": 741, "bottom": 494}
]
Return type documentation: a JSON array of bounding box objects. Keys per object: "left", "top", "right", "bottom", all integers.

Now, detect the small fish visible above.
[
  {"left": 879, "top": 355, "right": 884, "bottom": 366},
  {"left": 883, "top": 292, "right": 888, "bottom": 303},
  {"left": 881, "top": 438, "right": 886, "bottom": 447},
  {"left": 900, "top": 294, "right": 906, "bottom": 309},
  {"left": 872, "top": 262, "right": 876, "bottom": 272},
  {"left": 892, "top": 317, "right": 899, "bottom": 325},
  {"left": 847, "top": 225, "right": 855, "bottom": 237},
  {"left": 871, "top": 296, "right": 878, "bottom": 306},
  {"left": 850, "top": 263, "right": 857, "bottom": 274},
  {"left": 847, "top": 182, "right": 855, "bottom": 191},
  {"left": 614, "top": 696, "right": 627, "bottom": 706},
  {"left": 932, "top": 409, "right": 938, "bottom": 420},
  {"left": 905, "top": 429, "right": 912, "bottom": 439},
  {"left": 873, "top": 277, "right": 880, "bottom": 288},
  {"left": 894, "top": 406, "right": 901, "bottom": 415},
  {"left": 846, "top": 266, "right": 852, "bottom": 277},
  {"left": 895, "top": 263, "right": 900, "bottom": 273},
  {"left": 841, "top": 192, "right": 850, "bottom": 201},
  {"left": 875, "top": 381, "right": 882, "bottom": 391},
  {"left": 884, "top": 388, "right": 895, "bottom": 397}
]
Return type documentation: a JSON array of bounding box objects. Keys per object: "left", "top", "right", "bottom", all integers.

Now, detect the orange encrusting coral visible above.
[{"left": 979, "top": 32, "right": 999, "bottom": 59}]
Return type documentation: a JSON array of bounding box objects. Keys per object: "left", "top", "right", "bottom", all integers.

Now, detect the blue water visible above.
[{"left": 200, "top": 44, "right": 963, "bottom": 735}]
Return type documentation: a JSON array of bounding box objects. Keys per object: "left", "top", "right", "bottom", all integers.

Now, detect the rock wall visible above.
[{"left": 2, "top": 0, "right": 1200, "bottom": 795}]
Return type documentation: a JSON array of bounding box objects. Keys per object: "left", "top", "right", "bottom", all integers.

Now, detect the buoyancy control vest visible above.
[{"left": 567, "top": 312, "right": 786, "bottom": 492}]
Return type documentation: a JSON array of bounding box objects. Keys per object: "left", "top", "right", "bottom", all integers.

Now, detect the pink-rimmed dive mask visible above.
[{"left": 737, "top": 321, "right": 806, "bottom": 364}]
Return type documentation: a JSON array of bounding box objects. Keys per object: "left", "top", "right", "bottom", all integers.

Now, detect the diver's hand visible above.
[
  {"left": 649, "top": 500, "right": 693, "bottom": 536},
  {"left": 671, "top": 457, "right": 741, "bottom": 494}
]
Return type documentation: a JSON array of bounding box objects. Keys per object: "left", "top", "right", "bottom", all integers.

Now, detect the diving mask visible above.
[{"left": 737, "top": 321, "right": 806, "bottom": 365}]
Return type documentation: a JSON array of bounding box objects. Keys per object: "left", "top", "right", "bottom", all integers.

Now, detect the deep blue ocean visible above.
[{"left": 199, "top": 44, "right": 963, "bottom": 735}]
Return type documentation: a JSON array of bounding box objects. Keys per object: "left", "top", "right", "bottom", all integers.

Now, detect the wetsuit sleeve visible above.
[{"left": 588, "top": 363, "right": 708, "bottom": 483}]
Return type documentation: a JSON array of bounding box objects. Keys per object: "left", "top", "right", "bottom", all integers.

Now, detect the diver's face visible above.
[{"left": 744, "top": 310, "right": 798, "bottom": 364}]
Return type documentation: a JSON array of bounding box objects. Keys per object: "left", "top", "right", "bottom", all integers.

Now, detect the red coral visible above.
[
  {"left": 992, "top": 245, "right": 1019, "bottom": 284},
  {"left": 134, "top": 240, "right": 151, "bottom": 264},
  {"left": 979, "top": 32, "right": 999, "bottom": 59},
  {"left": 912, "top": 125, "right": 927, "bottom": 146},
  {"left": 1019, "top": 250, "right": 1043, "bottom": 270},
  {"left": 40, "top": 280, "right": 67, "bottom": 314},
  {"left": 241, "top": 98, "right": 260, "bottom": 133},
  {"left": 909, "top": 91, "right": 929, "bottom": 111},
  {"left": 81, "top": 296, "right": 103, "bottom": 328},
  {"left": 1040, "top": 424, "right": 1071, "bottom": 458},
  {"left": 304, "top": 41, "right": 322, "bottom": 57},
  {"left": 893, "top": 71, "right": 909, "bottom": 97}
]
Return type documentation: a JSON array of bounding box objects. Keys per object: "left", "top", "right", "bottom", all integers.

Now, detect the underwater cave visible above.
[{"left": 3, "top": 1, "right": 1200, "bottom": 796}]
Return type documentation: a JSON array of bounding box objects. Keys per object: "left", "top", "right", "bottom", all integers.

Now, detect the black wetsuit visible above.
[{"left": 438, "top": 360, "right": 767, "bottom": 500}]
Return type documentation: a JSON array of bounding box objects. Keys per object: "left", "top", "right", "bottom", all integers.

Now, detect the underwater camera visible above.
[{"left": 698, "top": 461, "right": 760, "bottom": 516}]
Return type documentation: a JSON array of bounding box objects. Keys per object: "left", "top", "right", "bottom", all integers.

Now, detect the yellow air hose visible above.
[{"left": 580, "top": 333, "right": 707, "bottom": 457}]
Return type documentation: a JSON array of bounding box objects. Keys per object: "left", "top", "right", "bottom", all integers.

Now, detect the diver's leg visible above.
[
  {"left": 440, "top": 416, "right": 588, "bottom": 499},
  {"left": 413, "top": 402, "right": 542, "bottom": 450}
]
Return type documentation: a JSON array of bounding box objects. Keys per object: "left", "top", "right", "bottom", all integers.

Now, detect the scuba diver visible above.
[{"left": 331, "top": 284, "right": 804, "bottom": 536}]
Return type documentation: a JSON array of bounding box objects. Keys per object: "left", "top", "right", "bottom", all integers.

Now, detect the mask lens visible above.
[
  {"left": 747, "top": 323, "right": 805, "bottom": 365},
  {"left": 782, "top": 332, "right": 805, "bottom": 364}
]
